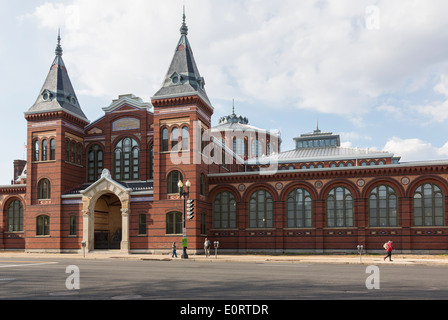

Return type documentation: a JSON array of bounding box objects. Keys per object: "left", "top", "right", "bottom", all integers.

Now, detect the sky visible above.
[{"left": 1, "top": 0, "right": 448, "bottom": 185}]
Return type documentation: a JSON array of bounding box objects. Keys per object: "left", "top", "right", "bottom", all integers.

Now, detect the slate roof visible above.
[
  {"left": 152, "top": 13, "right": 212, "bottom": 108},
  {"left": 25, "top": 33, "right": 89, "bottom": 122},
  {"left": 247, "top": 146, "right": 394, "bottom": 165}
]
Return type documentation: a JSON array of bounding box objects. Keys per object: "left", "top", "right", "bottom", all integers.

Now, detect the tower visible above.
[
  {"left": 24, "top": 32, "right": 89, "bottom": 251},
  {"left": 151, "top": 11, "right": 214, "bottom": 251}
]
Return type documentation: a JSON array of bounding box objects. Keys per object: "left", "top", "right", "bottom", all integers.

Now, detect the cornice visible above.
[{"left": 208, "top": 163, "right": 448, "bottom": 184}]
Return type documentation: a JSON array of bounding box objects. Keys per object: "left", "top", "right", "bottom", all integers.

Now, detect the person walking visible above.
[
  {"left": 383, "top": 240, "right": 394, "bottom": 261},
  {"left": 171, "top": 242, "right": 178, "bottom": 258},
  {"left": 204, "top": 238, "right": 211, "bottom": 258}
]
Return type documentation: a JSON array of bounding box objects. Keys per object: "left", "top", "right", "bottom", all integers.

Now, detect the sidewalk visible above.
[{"left": 2, "top": 250, "right": 448, "bottom": 266}]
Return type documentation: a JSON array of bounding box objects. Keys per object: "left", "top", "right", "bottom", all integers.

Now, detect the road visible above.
[{"left": 1, "top": 257, "right": 447, "bottom": 301}]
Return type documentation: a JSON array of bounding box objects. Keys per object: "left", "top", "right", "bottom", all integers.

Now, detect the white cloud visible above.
[
  {"left": 19, "top": 0, "right": 448, "bottom": 120},
  {"left": 384, "top": 137, "right": 448, "bottom": 162}
]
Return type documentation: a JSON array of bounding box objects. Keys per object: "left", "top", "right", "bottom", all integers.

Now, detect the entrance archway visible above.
[
  {"left": 81, "top": 169, "right": 131, "bottom": 253},
  {"left": 94, "top": 193, "right": 122, "bottom": 249}
]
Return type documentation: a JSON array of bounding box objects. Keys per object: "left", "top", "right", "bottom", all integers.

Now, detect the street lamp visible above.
[{"left": 178, "top": 180, "right": 191, "bottom": 259}]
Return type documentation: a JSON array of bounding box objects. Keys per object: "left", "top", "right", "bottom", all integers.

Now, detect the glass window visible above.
[
  {"left": 414, "top": 183, "right": 444, "bottom": 226},
  {"left": 326, "top": 187, "right": 353, "bottom": 227},
  {"left": 249, "top": 190, "right": 273, "bottom": 228},
  {"left": 50, "top": 139, "right": 56, "bottom": 160},
  {"left": 87, "top": 145, "right": 104, "bottom": 182},
  {"left": 69, "top": 215, "right": 76, "bottom": 236},
  {"left": 369, "top": 185, "right": 398, "bottom": 227},
  {"left": 34, "top": 140, "right": 40, "bottom": 162},
  {"left": 167, "top": 170, "right": 183, "bottom": 194},
  {"left": 37, "top": 179, "right": 51, "bottom": 200},
  {"left": 139, "top": 214, "right": 147, "bottom": 235},
  {"left": 148, "top": 145, "right": 154, "bottom": 180},
  {"left": 200, "top": 173, "right": 205, "bottom": 196},
  {"left": 166, "top": 212, "right": 182, "bottom": 234},
  {"left": 42, "top": 140, "right": 48, "bottom": 161},
  {"left": 286, "top": 188, "right": 312, "bottom": 228},
  {"left": 181, "top": 126, "right": 189, "bottom": 150},
  {"left": 114, "top": 137, "right": 139, "bottom": 181},
  {"left": 171, "top": 127, "right": 179, "bottom": 151},
  {"left": 77, "top": 143, "right": 82, "bottom": 165},
  {"left": 36, "top": 215, "right": 50, "bottom": 236},
  {"left": 162, "top": 128, "right": 169, "bottom": 152},
  {"left": 7, "top": 199, "right": 23, "bottom": 232},
  {"left": 213, "top": 191, "right": 237, "bottom": 229}
]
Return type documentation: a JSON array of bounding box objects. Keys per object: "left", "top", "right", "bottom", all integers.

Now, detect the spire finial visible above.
[
  {"left": 180, "top": 5, "right": 188, "bottom": 35},
  {"left": 55, "top": 28, "right": 63, "bottom": 56},
  {"left": 232, "top": 99, "right": 235, "bottom": 115}
]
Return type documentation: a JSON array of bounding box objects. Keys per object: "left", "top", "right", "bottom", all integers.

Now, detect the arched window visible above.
[
  {"left": 286, "top": 188, "right": 312, "bottom": 228},
  {"left": 37, "top": 179, "right": 51, "bottom": 200},
  {"left": 7, "top": 199, "right": 23, "bottom": 232},
  {"left": 148, "top": 145, "right": 154, "bottom": 180},
  {"left": 213, "top": 191, "right": 236, "bottom": 229},
  {"left": 42, "top": 140, "right": 48, "bottom": 161},
  {"left": 50, "top": 139, "right": 56, "bottom": 160},
  {"left": 114, "top": 137, "right": 139, "bottom": 181},
  {"left": 369, "top": 185, "right": 398, "bottom": 227},
  {"left": 166, "top": 212, "right": 182, "bottom": 234},
  {"left": 65, "top": 140, "right": 70, "bottom": 161},
  {"left": 87, "top": 145, "right": 104, "bottom": 182},
  {"left": 77, "top": 143, "right": 82, "bottom": 165},
  {"left": 71, "top": 141, "right": 76, "bottom": 163},
  {"left": 249, "top": 190, "right": 273, "bottom": 228},
  {"left": 171, "top": 127, "right": 179, "bottom": 151},
  {"left": 200, "top": 173, "right": 206, "bottom": 196},
  {"left": 36, "top": 215, "right": 50, "bottom": 236},
  {"left": 182, "top": 126, "right": 189, "bottom": 151},
  {"left": 414, "top": 183, "right": 444, "bottom": 226},
  {"left": 167, "top": 170, "right": 183, "bottom": 194},
  {"left": 161, "top": 128, "right": 169, "bottom": 152},
  {"left": 326, "top": 187, "right": 353, "bottom": 227},
  {"left": 33, "top": 140, "right": 39, "bottom": 162}
]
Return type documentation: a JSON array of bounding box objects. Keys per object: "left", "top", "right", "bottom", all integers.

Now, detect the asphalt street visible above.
[{"left": 1, "top": 256, "right": 448, "bottom": 301}]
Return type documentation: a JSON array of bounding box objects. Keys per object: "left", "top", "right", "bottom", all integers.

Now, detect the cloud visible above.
[
  {"left": 412, "top": 74, "right": 448, "bottom": 123},
  {"left": 384, "top": 137, "right": 448, "bottom": 162},
  {"left": 20, "top": 0, "right": 448, "bottom": 122}
]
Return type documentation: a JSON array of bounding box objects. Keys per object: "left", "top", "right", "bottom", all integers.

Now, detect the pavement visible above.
[{"left": 2, "top": 250, "right": 448, "bottom": 266}]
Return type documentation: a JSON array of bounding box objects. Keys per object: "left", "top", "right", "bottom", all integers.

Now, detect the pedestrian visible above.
[
  {"left": 204, "top": 238, "right": 210, "bottom": 258},
  {"left": 171, "top": 242, "right": 178, "bottom": 258},
  {"left": 383, "top": 240, "right": 394, "bottom": 261}
]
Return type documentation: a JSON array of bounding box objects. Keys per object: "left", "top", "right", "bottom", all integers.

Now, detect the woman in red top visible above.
[{"left": 383, "top": 241, "right": 394, "bottom": 261}]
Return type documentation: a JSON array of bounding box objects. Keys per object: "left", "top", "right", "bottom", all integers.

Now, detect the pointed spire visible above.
[
  {"left": 180, "top": 5, "right": 188, "bottom": 36},
  {"left": 152, "top": 6, "right": 212, "bottom": 109},
  {"left": 55, "top": 28, "right": 63, "bottom": 57},
  {"left": 25, "top": 32, "right": 89, "bottom": 123}
]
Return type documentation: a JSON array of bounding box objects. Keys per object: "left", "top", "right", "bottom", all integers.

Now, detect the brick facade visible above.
[{"left": 1, "top": 18, "right": 448, "bottom": 255}]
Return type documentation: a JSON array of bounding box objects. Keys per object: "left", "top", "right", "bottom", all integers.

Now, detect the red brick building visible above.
[{"left": 1, "top": 17, "right": 448, "bottom": 255}]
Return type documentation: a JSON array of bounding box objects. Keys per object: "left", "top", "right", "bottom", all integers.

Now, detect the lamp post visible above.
[{"left": 178, "top": 180, "right": 191, "bottom": 259}]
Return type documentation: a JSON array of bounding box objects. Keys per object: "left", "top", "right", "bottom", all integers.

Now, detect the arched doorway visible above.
[
  {"left": 81, "top": 169, "right": 131, "bottom": 253},
  {"left": 94, "top": 193, "right": 122, "bottom": 249}
]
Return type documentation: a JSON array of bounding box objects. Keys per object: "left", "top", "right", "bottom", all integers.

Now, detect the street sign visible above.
[{"left": 182, "top": 238, "right": 188, "bottom": 248}]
